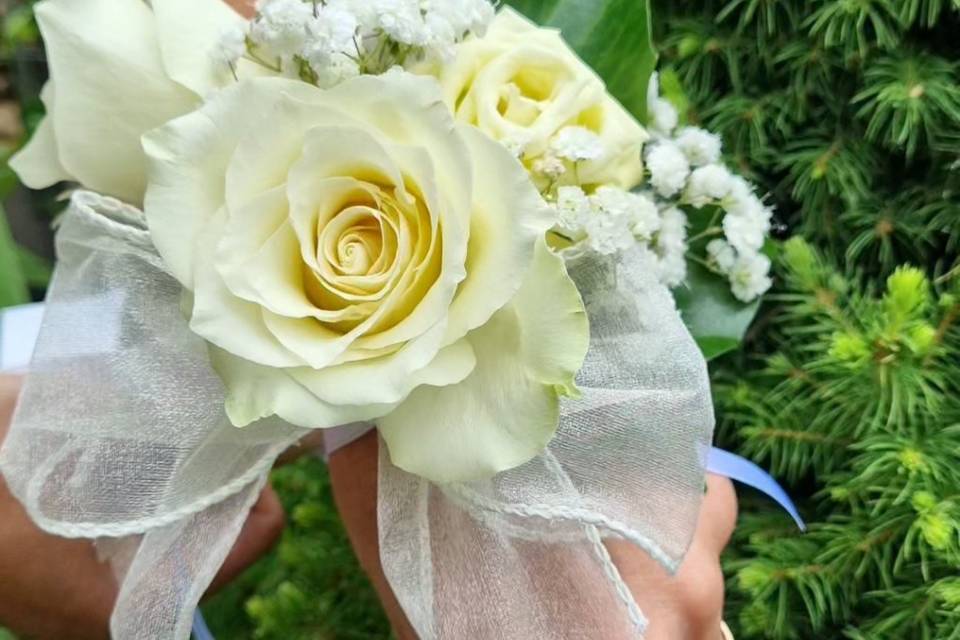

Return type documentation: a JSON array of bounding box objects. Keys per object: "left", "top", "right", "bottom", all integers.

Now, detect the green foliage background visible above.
[
  {"left": 1, "top": 0, "right": 959, "bottom": 638},
  {"left": 202, "top": 457, "right": 392, "bottom": 639},
  {"left": 0, "top": 0, "right": 49, "bottom": 308},
  {"left": 649, "top": 0, "right": 960, "bottom": 638}
]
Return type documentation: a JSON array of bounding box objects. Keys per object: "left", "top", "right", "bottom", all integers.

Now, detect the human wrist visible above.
[{"left": 0, "top": 375, "right": 22, "bottom": 445}]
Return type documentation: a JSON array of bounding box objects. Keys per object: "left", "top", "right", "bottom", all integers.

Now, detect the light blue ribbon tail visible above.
[
  {"left": 707, "top": 447, "right": 806, "bottom": 531},
  {"left": 192, "top": 611, "right": 215, "bottom": 640}
]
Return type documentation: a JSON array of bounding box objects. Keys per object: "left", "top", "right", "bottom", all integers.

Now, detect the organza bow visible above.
[{"left": 2, "top": 191, "right": 716, "bottom": 638}]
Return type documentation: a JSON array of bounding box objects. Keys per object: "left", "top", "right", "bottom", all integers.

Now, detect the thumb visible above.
[{"left": 223, "top": 0, "right": 256, "bottom": 18}]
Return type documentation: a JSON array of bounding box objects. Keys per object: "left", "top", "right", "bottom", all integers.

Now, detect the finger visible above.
[
  {"left": 329, "top": 431, "right": 420, "bottom": 640},
  {"left": 206, "top": 485, "right": 285, "bottom": 595},
  {"left": 672, "top": 534, "right": 726, "bottom": 640},
  {"left": 0, "top": 374, "right": 22, "bottom": 433},
  {"left": 695, "top": 474, "right": 738, "bottom": 556},
  {"left": 605, "top": 476, "right": 736, "bottom": 639},
  {"left": 0, "top": 475, "right": 116, "bottom": 640},
  {"left": 223, "top": 0, "right": 256, "bottom": 18},
  {"left": 0, "top": 373, "right": 21, "bottom": 392}
]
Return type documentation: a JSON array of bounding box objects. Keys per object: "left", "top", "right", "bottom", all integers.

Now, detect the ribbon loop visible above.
[
  {"left": 2, "top": 192, "right": 722, "bottom": 639},
  {"left": 0, "top": 192, "right": 305, "bottom": 638},
  {"left": 378, "top": 248, "right": 716, "bottom": 639}
]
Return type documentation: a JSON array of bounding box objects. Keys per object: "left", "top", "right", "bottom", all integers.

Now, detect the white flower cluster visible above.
[
  {"left": 687, "top": 164, "right": 773, "bottom": 302},
  {"left": 707, "top": 239, "right": 772, "bottom": 303},
  {"left": 549, "top": 184, "right": 689, "bottom": 287},
  {"left": 647, "top": 73, "right": 679, "bottom": 137},
  {"left": 641, "top": 76, "right": 773, "bottom": 302},
  {"left": 215, "top": 0, "right": 494, "bottom": 87},
  {"left": 544, "top": 75, "right": 774, "bottom": 301},
  {"left": 527, "top": 125, "right": 606, "bottom": 183},
  {"left": 550, "top": 126, "right": 606, "bottom": 162}
]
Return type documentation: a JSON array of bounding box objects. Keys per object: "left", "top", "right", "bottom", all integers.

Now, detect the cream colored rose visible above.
[
  {"left": 11, "top": 0, "right": 590, "bottom": 482},
  {"left": 142, "top": 72, "right": 588, "bottom": 482},
  {"left": 427, "top": 8, "right": 648, "bottom": 191},
  {"left": 10, "top": 0, "right": 260, "bottom": 204}
]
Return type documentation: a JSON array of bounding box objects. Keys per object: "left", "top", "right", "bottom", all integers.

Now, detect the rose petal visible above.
[
  {"left": 379, "top": 238, "right": 588, "bottom": 483},
  {"left": 210, "top": 335, "right": 475, "bottom": 427},
  {"left": 9, "top": 83, "right": 72, "bottom": 188},
  {"left": 324, "top": 74, "right": 474, "bottom": 218},
  {"left": 225, "top": 101, "right": 365, "bottom": 211},
  {"left": 381, "top": 316, "right": 558, "bottom": 483},
  {"left": 152, "top": 0, "right": 246, "bottom": 96},
  {"left": 216, "top": 186, "right": 295, "bottom": 306},
  {"left": 190, "top": 209, "right": 305, "bottom": 368},
  {"left": 225, "top": 217, "right": 375, "bottom": 323},
  {"left": 292, "top": 332, "right": 477, "bottom": 406},
  {"left": 34, "top": 0, "right": 198, "bottom": 204},
  {"left": 144, "top": 78, "right": 313, "bottom": 287},
  {"left": 441, "top": 125, "right": 555, "bottom": 345},
  {"left": 210, "top": 347, "right": 394, "bottom": 428}
]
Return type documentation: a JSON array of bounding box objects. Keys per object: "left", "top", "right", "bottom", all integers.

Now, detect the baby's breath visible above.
[{"left": 215, "top": 0, "right": 495, "bottom": 87}]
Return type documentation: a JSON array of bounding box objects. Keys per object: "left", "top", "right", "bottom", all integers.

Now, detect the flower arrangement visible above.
[
  {"left": 218, "top": 0, "right": 775, "bottom": 303},
  {"left": 0, "top": 1, "right": 788, "bottom": 638}
]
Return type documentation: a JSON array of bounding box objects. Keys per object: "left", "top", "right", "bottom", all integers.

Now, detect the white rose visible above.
[
  {"left": 11, "top": 0, "right": 590, "bottom": 483},
  {"left": 143, "top": 73, "right": 588, "bottom": 482},
  {"left": 425, "top": 7, "right": 648, "bottom": 191},
  {"left": 10, "top": 0, "right": 263, "bottom": 205}
]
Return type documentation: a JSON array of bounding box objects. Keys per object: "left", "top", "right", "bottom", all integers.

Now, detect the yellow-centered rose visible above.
[
  {"left": 426, "top": 8, "right": 649, "bottom": 191},
  {"left": 142, "top": 72, "right": 588, "bottom": 482},
  {"left": 11, "top": 0, "right": 591, "bottom": 482}
]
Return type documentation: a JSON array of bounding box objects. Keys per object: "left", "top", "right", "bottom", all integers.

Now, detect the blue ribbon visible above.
[
  {"left": 707, "top": 447, "right": 806, "bottom": 531},
  {"left": 192, "top": 611, "right": 215, "bottom": 640}
]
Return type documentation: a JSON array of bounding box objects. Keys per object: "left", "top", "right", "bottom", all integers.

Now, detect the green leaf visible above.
[
  {"left": 504, "top": 0, "right": 658, "bottom": 121},
  {"left": 17, "top": 245, "right": 52, "bottom": 289},
  {"left": 0, "top": 146, "right": 20, "bottom": 200},
  {"left": 657, "top": 66, "right": 691, "bottom": 122},
  {"left": 0, "top": 204, "right": 30, "bottom": 308},
  {"left": 674, "top": 260, "right": 760, "bottom": 360},
  {"left": 2, "top": 5, "right": 40, "bottom": 48}
]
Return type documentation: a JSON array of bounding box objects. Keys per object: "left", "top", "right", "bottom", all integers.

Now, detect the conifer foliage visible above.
[
  {"left": 2, "top": 1, "right": 959, "bottom": 638},
  {"left": 652, "top": 1, "right": 960, "bottom": 637}
]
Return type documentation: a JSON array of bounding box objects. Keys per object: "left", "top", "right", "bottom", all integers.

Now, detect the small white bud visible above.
[
  {"left": 707, "top": 238, "right": 737, "bottom": 273},
  {"left": 728, "top": 252, "right": 773, "bottom": 302},
  {"left": 646, "top": 142, "right": 690, "bottom": 197},
  {"left": 251, "top": 0, "right": 313, "bottom": 57},
  {"left": 213, "top": 26, "right": 247, "bottom": 67},
  {"left": 554, "top": 186, "right": 591, "bottom": 235},
  {"left": 551, "top": 126, "right": 605, "bottom": 162},
  {"left": 675, "top": 127, "right": 722, "bottom": 167},
  {"left": 686, "top": 164, "right": 733, "bottom": 208},
  {"left": 723, "top": 207, "right": 770, "bottom": 255}
]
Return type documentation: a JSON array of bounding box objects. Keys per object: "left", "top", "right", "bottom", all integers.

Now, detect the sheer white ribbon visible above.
[
  {"left": 0, "top": 191, "right": 713, "bottom": 639},
  {"left": 378, "top": 245, "right": 714, "bottom": 639}
]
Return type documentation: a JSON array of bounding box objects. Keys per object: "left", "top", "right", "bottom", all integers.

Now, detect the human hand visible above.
[
  {"left": 224, "top": 0, "right": 255, "bottom": 18},
  {"left": 329, "top": 432, "right": 737, "bottom": 640},
  {"left": 0, "top": 375, "right": 286, "bottom": 640},
  {"left": 606, "top": 474, "right": 737, "bottom": 640}
]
